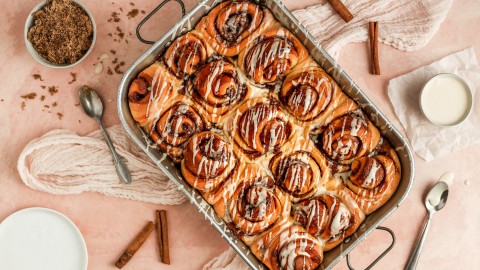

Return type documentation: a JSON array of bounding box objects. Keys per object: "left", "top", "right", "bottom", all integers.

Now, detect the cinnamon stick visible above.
[
  {"left": 369, "top": 21, "right": 381, "bottom": 75},
  {"left": 156, "top": 210, "right": 170, "bottom": 264},
  {"left": 327, "top": 0, "right": 354, "bottom": 23},
  {"left": 115, "top": 221, "right": 155, "bottom": 269}
]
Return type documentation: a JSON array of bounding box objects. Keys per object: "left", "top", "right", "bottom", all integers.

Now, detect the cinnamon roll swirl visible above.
[
  {"left": 187, "top": 59, "right": 249, "bottom": 122},
  {"left": 196, "top": 0, "right": 277, "bottom": 56},
  {"left": 128, "top": 63, "right": 180, "bottom": 127},
  {"left": 181, "top": 131, "right": 238, "bottom": 197},
  {"left": 252, "top": 226, "right": 323, "bottom": 270},
  {"left": 163, "top": 31, "right": 212, "bottom": 79},
  {"left": 341, "top": 140, "right": 401, "bottom": 214},
  {"left": 215, "top": 165, "right": 289, "bottom": 242},
  {"left": 148, "top": 98, "right": 210, "bottom": 163},
  {"left": 268, "top": 139, "right": 328, "bottom": 202},
  {"left": 280, "top": 66, "right": 346, "bottom": 126},
  {"left": 238, "top": 27, "right": 309, "bottom": 84},
  {"left": 319, "top": 110, "right": 381, "bottom": 171},
  {"left": 227, "top": 98, "right": 294, "bottom": 159},
  {"left": 293, "top": 193, "right": 365, "bottom": 251}
]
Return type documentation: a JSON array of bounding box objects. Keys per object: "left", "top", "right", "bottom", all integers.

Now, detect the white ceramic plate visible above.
[{"left": 0, "top": 207, "right": 88, "bottom": 270}]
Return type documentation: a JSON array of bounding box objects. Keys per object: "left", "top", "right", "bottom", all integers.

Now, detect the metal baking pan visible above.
[{"left": 117, "top": 0, "right": 415, "bottom": 269}]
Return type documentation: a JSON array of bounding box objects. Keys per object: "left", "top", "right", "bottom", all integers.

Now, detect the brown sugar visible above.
[
  {"left": 108, "top": 11, "right": 121, "bottom": 22},
  {"left": 33, "top": 74, "right": 43, "bottom": 81},
  {"left": 27, "top": 0, "right": 94, "bottom": 65},
  {"left": 48, "top": 86, "right": 59, "bottom": 95},
  {"left": 21, "top": 93, "right": 37, "bottom": 100},
  {"left": 127, "top": 9, "right": 139, "bottom": 19},
  {"left": 68, "top": 72, "right": 77, "bottom": 84}
]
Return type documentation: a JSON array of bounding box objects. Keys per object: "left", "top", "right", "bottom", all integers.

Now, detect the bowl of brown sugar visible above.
[{"left": 25, "top": 0, "right": 96, "bottom": 68}]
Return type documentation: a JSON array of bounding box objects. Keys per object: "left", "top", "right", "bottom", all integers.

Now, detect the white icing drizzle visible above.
[{"left": 329, "top": 203, "right": 350, "bottom": 237}]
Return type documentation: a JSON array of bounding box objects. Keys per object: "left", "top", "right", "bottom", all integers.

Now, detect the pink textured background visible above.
[{"left": 1, "top": 0, "right": 479, "bottom": 269}]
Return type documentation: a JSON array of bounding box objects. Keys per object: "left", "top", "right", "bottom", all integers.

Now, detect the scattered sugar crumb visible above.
[
  {"left": 127, "top": 9, "right": 139, "bottom": 19},
  {"left": 21, "top": 93, "right": 37, "bottom": 99},
  {"left": 33, "top": 74, "right": 43, "bottom": 81},
  {"left": 68, "top": 72, "right": 77, "bottom": 84},
  {"left": 48, "top": 86, "right": 59, "bottom": 95}
]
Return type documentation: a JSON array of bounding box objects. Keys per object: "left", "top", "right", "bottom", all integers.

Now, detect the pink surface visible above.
[{"left": 1, "top": 0, "right": 479, "bottom": 269}]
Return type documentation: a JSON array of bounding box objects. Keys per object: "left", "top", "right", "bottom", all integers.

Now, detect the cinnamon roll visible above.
[
  {"left": 163, "top": 31, "right": 212, "bottom": 79},
  {"left": 128, "top": 63, "right": 180, "bottom": 127},
  {"left": 187, "top": 59, "right": 249, "bottom": 122},
  {"left": 293, "top": 193, "right": 365, "bottom": 251},
  {"left": 148, "top": 97, "right": 210, "bottom": 163},
  {"left": 268, "top": 139, "right": 329, "bottom": 202},
  {"left": 181, "top": 131, "right": 238, "bottom": 198},
  {"left": 226, "top": 98, "right": 295, "bottom": 159},
  {"left": 319, "top": 110, "right": 381, "bottom": 171},
  {"left": 280, "top": 66, "right": 347, "bottom": 126},
  {"left": 215, "top": 165, "right": 289, "bottom": 243},
  {"left": 252, "top": 225, "right": 323, "bottom": 270},
  {"left": 238, "top": 27, "right": 309, "bottom": 84},
  {"left": 341, "top": 140, "right": 401, "bottom": 214},
  {"left": 196, "top": 0, "right": 277, "bottom": 56}
]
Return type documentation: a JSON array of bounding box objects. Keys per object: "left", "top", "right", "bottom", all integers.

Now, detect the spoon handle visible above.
[
  {"left": 406, "top": 214, "right": 432, "bottom": 270},
  {"left": 98, "top": 121, "right": 132, "bottom": 184}
]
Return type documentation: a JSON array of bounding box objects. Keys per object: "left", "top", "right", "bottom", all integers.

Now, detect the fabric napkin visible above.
[{"left": 388, "top": 47, "right": 480, "bottom": 161}]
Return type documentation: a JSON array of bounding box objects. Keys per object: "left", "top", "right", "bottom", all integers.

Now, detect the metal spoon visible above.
[
  {"left": 406, "top": 172, "right": 452, "bottom": 270},
  {"left": 79, "top": 85, "right": 132, "bottom": 184}
]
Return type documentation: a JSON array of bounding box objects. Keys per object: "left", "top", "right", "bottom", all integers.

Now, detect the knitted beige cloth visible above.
[
  {"left": 17, "top": 0, "right": 452, "bottom": 269},
  {"left": 293, "top": 0, "right": 453, "bottom": 59},
  {"left": 17, "top": 125, "right": 186, "bottom": 205}
]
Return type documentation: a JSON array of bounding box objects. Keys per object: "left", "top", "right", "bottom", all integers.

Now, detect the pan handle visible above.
[
  {"left": 346, "top": 226, "right": 396, "bottom": 270},
  {"left": 135, "top": 0, "right": 187, "bottom": 44}
]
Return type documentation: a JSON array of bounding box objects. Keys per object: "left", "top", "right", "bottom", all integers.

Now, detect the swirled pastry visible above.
[
  {"left": 196, "top": 0, "right": 277, "bottom": 56},
  {"left": 148, "top": 96, "right": 210, "bottom": 163},
  {"left": 268, "top": 138, "right": 329, "bottom": 202},
  {"left": 186, "top": 59, "right": 250, "bottom": 123},
  {"left": 128, "top": 63, "right": 180, "bottom": 127},
  {"left": 225, "top": 98, "right": 295, "bottom": 159},
  {"left": 214, "top": 164, "right": 289, "bottom": 244},
  {"left": 181, "top": 131, "right": 238, "bottom": 196},
  {"left": 319, "top": 110, "right": 381, "bottom": 171},
  {"left": 280, "top": 65, "right": 350, "bottom": 128},
  {"left": 251, "top": 225, "right": 323, "bottom": 270},
  {"left": 163, "top": 31, "right": 214, "bottom": 79},
  {"left": 293, "top": 192, "right": 365, "bottom": 251},
  {"left": 339, "top": 139, "right": 401, "bottom": 214},
  {"left": 238, "top": 27, "right": 309, "bottom": 84}
]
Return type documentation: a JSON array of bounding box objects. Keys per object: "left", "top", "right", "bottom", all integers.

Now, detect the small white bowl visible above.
[
  {"left": 24, "top": 0, "right": 96, "bottom": 68},
  {"left": 419, "top": 73, "right": 473, "bottom": 127}
]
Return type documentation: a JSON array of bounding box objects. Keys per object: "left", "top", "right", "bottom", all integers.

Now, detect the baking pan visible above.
[{"left": 117, "top": 0, "right": 415, "bottom": 269}]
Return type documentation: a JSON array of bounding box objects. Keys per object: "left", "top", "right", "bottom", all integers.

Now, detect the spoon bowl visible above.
[
  {"left": 79, "top": 85, "right": 103, "bottom": 120},
  {"left": 406, "top": 172, "right": 452, "bottom": 270},
  {"left": 425, "top": 181, "right": 449, "bottom": 213}
]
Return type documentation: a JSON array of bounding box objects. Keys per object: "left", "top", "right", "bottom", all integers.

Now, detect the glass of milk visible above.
[{"left": 420, "top": 73, "right": 473, "bottom": 127}]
